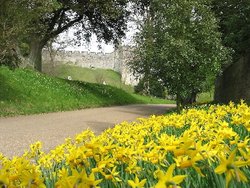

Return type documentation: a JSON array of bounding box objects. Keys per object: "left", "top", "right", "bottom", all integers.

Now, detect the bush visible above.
[{"left": 0, "top": 48, "right": 20, "bottom": 68}]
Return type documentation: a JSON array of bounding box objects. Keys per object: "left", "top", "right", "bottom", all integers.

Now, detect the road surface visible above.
[{"left": 0, "top": 104, "right": 175, "bottom": 157}]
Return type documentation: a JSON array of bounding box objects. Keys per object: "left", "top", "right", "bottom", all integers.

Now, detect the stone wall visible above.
[
  {"left": 42, "top": 46, "right": 138, "bottom": 86},
  {"left": 214, "top": 53, "right": 250, "bottom": 103}
]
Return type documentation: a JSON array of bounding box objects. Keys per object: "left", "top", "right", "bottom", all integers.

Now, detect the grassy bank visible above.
[
  {"left": 0, "top": 67, "right": 173, "bottom": 116},
  {"left": 43, "top": 64, "right": 213, "bottom": 104},
  {"left": 43, "top": 64, "right": 133, "bottom": 92}
]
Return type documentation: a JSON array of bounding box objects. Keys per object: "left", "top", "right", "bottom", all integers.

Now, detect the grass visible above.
[
  {"left": 0, "top": 66, "right": 174, "bottom": 117},
  {"left": 43, "top": 64, "right": 134, "bottom": 92},
  {"left": 43, "top": 64, "right": 214, "bottom": 104},
  {"left": 196, "top": 90, "right": 214, "bottom": 103}
]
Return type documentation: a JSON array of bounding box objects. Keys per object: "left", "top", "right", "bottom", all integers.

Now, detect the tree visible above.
[
  {"left": 130, "top": 0, "right": 230, "bottom": 111},
  {"left": 211, "top": 0, "right": 250, "bottom": 103},
  {"left": 212, "top": 0, "right": 250, "bottom": 61},
  {"left": 1, "top": 1, "right": 135, "bottom": 71},
  {"left": 0, "top": 0, "right": 58, "bottom": 68},
  {"left": 134, "top": 77, "right": 166, "bottom": 98},
  {"left": 16, "top": 0, "right": 133, "bottom": 71}
]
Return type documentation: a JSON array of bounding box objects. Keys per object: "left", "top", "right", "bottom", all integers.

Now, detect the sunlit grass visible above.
[
  {"left": 43, "top": 64, "right": 134, "bottom": 93},
  {"left": 0, "top": 66, "right": 173, "bottom": 116}
]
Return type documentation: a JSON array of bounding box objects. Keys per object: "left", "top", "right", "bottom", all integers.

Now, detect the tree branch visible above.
[
  {"left": 46, "top": 10, "right": 62, "bottom": 34},
  {"left": 43, "top": 15, "right": 84, "bottom": 45}
]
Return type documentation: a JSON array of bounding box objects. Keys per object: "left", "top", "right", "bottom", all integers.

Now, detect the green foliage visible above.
[
  {"left": 134, "top": 77, "right": 166, "bottom": 98},
  {"left": 196, "top": 91, "right": 214, "bottom": 103},
  {"left": 212, "top": 0, "right": 250, "bottom": 60},
  {"left": 0, "top": 66, "right": 172, "bottom": 116},
  {"left": 130, "top": 0, "right": 231, "bottom": 109},
  {"left": 19, "top": 0, "right": 132, "bottom": 71},
  {"left": 0, "top": 0, "right": 59, "bottom": 67},
  {"left": 0, "top": 1, "right": 137, "bottom": 71}
]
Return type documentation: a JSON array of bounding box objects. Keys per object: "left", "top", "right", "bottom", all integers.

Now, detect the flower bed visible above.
[{"left": 0, "top": 101, "right": 250, "bottom": 187}]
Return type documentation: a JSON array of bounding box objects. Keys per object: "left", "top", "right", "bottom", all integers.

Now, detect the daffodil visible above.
[
  {"left": 214, "top": 149, "right": 248, "bottom": 187},
  {"left": 100, "top": 166, "right": 121, "bottom": 183},
  {"left": 237, "top": 137, "right": 250, "bottom": 148},
  {"left": 125, "top": 160, "right": 142, "bottom": 174},
  {"left": 0, "top": 173, "right": 9, "bottom": 187},
  {"left": 57, "top": 169, "right": 102, "bottom": 188},
  {"left": 128, "top": 175, "right": 147, "bottom": 188},
  {"left": 155, "top": 164, "right": 186, "bottom": 188},
  {"left": 1, "top": 102, "right": 250, "bottom": 187}
]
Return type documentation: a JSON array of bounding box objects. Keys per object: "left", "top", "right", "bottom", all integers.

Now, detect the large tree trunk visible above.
[{"left": 28, "top": 40, "right": 44, "bottom": 72}]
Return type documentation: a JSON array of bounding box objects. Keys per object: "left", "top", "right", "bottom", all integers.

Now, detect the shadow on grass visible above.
[
  {"left": 67, "top": 80, "right": 140, "bottom": 105},
  {"left": 0, "top": 71, "right": 23, "bottom": 102}
]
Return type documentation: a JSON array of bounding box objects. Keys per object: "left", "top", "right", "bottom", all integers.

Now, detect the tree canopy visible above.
[
  {"left": 130, "top": 0, "right": 230, "bottom": 110},
  {"left": 28, "top": 0, "right": 134, "bottom": 71},
  {"left": 0, "top": 0, "right": 58, "bottom": 67},
  {"left": 212, "top": 0, "right": 250, "bottom": 61},
  {"left": 212, "top": 0, "right": 250, "bottom": 103},
  {"left": 1, "top": 0, "right": 137, "bottom": 71}
]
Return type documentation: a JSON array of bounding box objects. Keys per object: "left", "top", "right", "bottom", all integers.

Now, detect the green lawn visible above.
[
  {"left": 0, "top": 66, "right": 174, "bottom": 116},
  {"left": 43, "top": 64, "right": 133, "bottom": 92}
]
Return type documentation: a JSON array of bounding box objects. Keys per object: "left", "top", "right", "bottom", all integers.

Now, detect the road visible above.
[{"left": 0, "top": 104, "right": 175, "bottom": 157}]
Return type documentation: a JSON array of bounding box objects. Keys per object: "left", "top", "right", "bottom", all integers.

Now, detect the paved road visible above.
[{"left": 0, "top": 104, "right": 175, "bottom": 157}]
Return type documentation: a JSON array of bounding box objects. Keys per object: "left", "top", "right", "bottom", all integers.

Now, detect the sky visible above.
[{"left": 57, "top": 20, "right": 138, "bottom": 53}]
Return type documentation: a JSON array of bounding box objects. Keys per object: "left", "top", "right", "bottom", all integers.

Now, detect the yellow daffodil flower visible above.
[
  {"left": 155, "top": 164, "right": 186, "bottom": 188},
  {"left": 214, "top": 149, "right": 248, "bottom": 187},
  {"left": 128, "top": 175, "right": 147, "bottom": 188}
]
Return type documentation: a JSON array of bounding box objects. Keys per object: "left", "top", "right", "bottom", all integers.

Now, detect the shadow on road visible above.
[
  {"left": 86, "top": 121, "right": 114, "bottom": 134},
  {"left": 116, "top": 104, "right": 176, "bottom": 116}
]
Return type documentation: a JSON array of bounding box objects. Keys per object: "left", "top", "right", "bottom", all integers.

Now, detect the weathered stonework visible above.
[
  {"left": 215, "top": 53, "right": 250, "bottom": 103},
  {"left": 42, "top": 46, "right": 138, "bottom": 86}
]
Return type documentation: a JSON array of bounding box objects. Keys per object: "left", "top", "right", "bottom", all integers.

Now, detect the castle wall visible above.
[{"left": 42, "top": 47, "right": 138, "bottom": 86}]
